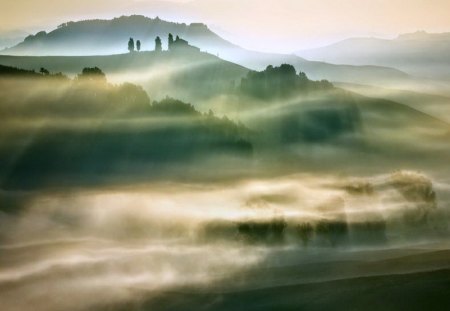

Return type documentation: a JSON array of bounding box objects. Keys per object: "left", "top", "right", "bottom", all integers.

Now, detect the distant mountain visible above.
[
  {"left": 0, "top": 29, "right": 28, "bottom": 50},
  {"left": 0, "top": 15, "right": 412, "bottom": 87},
  {"left": 2, "top": 15, "right": 237, "bottom": 56},
  {"left": 335, "top": 82, "right": 450, "bottom": 123},
  {"left": 296, "top": 31, "right": 450, "bottom": 80}
]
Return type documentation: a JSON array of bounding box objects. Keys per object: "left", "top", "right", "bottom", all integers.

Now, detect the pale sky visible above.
[{"left": 1, "top": 0, "right": 450, "bottom": 52}]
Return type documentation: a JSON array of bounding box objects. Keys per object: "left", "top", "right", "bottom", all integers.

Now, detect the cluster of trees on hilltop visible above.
[
  {"left": 128, "top": 38, "right": 141, "bottom": 52},
  {"left": 126, "top": 33, "right": 196, "bottom": 53},
  {"left": 240, "top": 64, "right": 333, "bottom": 100}
]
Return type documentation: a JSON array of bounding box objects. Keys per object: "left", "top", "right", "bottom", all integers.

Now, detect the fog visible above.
[
  {"left": 1, "top": 57, "right": 450, "bottom": 309},
  {"left": 0, "top": 170, "right": 449, "bottom": 310}
]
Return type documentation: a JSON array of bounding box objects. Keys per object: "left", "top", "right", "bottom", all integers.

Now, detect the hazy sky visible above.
[{"left": 1, "top": 0, "right": 450, "bottom": 52}]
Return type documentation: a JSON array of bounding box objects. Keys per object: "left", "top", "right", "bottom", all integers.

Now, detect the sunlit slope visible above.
[
  {"left": 0, "top": 15, "right": 414, "bottom": 88},
  {"left": 0, "top": 51, "right": 249, "bottom": 100}
]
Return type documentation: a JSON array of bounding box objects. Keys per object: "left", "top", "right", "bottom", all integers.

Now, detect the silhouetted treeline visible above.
[
  {"left": 0, "top": 64, "right": 67, "bottom": 79},
  {"left": 240, "top": 64, "right": 333, "bottom": 99},
  {"left": 201, "top": 215, "right": 387, "bottom": 247},
  {"left": 0, "top": 64, "right": 40, "bottom": 76}
]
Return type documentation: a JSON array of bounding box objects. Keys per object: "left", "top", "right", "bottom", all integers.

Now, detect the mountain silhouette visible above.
[
  {"left": 0, "top": 15, "right": 412, "bottom": 87},
  {"left": 296, "top": 31, "right": 450, "bottom": 80},
  {"left": 2, "top": 15, "right": 235, "bottom": 56}
]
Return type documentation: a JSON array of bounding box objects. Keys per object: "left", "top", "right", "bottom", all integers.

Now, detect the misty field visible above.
[{"left": 1, "top": 10, "right": 450, "bottom": 311}]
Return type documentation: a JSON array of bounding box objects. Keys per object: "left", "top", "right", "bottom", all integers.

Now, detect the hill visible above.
[
  {"left": 0, "top": 15, "right": 413, "bottom": 87},
  {"left": 1, "top": 63, "right": 449, "bottom": 188},
  {"left": 3, "top": 15, "right": 234, "bottom": 56},
  {"left": 0, "top": 70, "right": 253, "bottom": 189},
  {"left": 0, "top": 50, "right": 249, "bottom": 101},
  {"left": 296, "top": 31, "right": 450, "bottom": 80}
]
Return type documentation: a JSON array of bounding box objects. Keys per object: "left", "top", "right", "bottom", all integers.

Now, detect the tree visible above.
[
  {"left": 168, "top": 33, "right": 174, "bottom": 50},
  {"left": 240, "top": 64, "right": 333, "bottom": 100},
  {"left": 296, "top": 223, "right": 314, "bottom": 247},
  {"left": 40, "top": 67, "right": 50, "bottom": 75},
  {"left": 155, "top": 36, "right": 162, "bottom": 52},
  {"left": 136, "top": 40, "right": 141, "bottom": 52},
  {"left": 128, "top": 38, "right": 135, "bottom": 52},
  {"left": 77, "top": 67, "right": 106, "bottom": 82}
]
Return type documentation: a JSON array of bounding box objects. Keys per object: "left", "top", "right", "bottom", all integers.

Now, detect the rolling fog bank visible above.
[
  {"left": 0, "top": 59, "right": 449, "bottom": 310},
  {"left": 0, "top": 171, "right": 449, "bottom": 311}
]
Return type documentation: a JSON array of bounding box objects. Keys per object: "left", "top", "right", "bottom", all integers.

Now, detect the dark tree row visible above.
[{"left": 127, "top": 33, "right": 191, "bottom": 53}]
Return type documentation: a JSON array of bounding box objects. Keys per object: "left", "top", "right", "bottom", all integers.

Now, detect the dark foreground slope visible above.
[
  {"left": 104, "top": 246, "right": 450, "bottom": 311},
  {"left": 130, "top": 270, "right": 450, "bottom": 311}
]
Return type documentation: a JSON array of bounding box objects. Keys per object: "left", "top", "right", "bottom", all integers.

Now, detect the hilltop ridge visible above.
[
  {"left": 0, "top": 15, "right": 412, "bottom": 88},
  {"left": 3, "top": 15, "right": 236, "bottom": 56}
]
